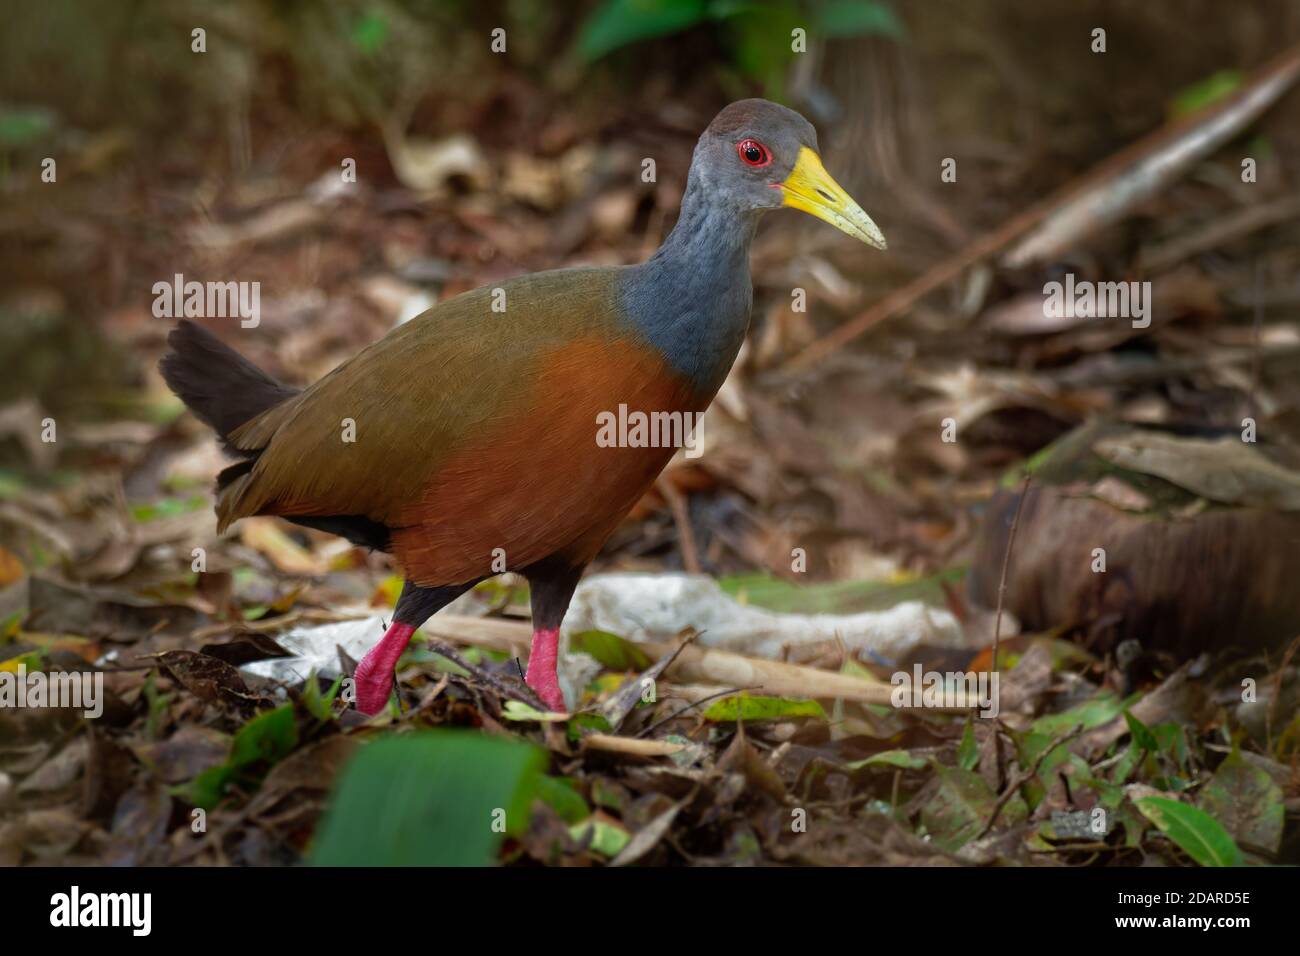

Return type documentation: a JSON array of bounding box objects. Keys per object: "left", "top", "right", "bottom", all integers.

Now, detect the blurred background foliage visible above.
[
  {"left": 1, "top": 0, "right": 1297, "bottom": 469},
  {"left": 0, "top": 0, "right": 905, "bottom": 421},
  {"left": 2, "top": 1, "right": 1300, "bottom": 868},
  {"left": 0, "top": 0, "right": 900, "bottom": 150}
]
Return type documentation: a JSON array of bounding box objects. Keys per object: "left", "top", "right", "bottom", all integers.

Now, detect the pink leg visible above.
[
  {"left": 353, "top": 621, "right": 416, "bottom": 715},
  {"left": 525, "top": 627, "right": 566, "bottom": 712}
]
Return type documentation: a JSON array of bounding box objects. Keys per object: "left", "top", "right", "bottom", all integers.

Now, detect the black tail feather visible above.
[
  {"left": 159, "top": 320, "right": 299, "bottom": 448},
  {"left": 164, "top": 321, "right": 396, "bottom": 553}
]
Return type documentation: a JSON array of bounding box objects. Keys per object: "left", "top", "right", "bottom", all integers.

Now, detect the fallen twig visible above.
[
  {"left": 976, "top": 724, "right": 1084, "bottom": 840},
  {"left": 992, "top": 474, "right": 1032, "bottom": 673},
  {"left": 422, "top": 613, "right": 964, "bottom": 708},
  {"left": 656, "top": 475, "right": 702, "bottom": 574},
  {"left": 423, "top": 638, "right": 549, "bottom": 711},
  {"left": 582, "top": 734, "right": 687, "bottom": 757},
  {"left": 635, "top": 684, "right": 761, "bottom": 738},
  {"left": 1138, "top": 196, "right": 1300, "bottom": 274}
]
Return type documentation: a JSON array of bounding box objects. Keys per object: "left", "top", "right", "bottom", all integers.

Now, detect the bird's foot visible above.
[
  {"left": 353, "top": 621, "right": 416, "bottom": 715},
  {"left": 524, "top": 626, "right": 567, "bottom": 713}
]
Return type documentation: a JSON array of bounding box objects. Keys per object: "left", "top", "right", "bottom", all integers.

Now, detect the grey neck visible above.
[{"left": 619, "top": 174, "right": 757, "bottom": 397}]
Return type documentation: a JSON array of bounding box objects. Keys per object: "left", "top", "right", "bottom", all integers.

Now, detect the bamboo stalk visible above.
[
  {"left": 423, "top": 614, "right": 971, "bottom": 710},
  {"left": 582, "top": 734, "right": 686, "bottom": 757}
]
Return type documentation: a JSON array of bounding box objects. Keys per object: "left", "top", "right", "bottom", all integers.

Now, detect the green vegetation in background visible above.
[
  {"left": 1168, "top": 69, "right": 1241, "bottom": 118},
  {"left": 1166, "top": 69, "right": 1270, "bottom": 163},
  {"left": 703, "top": 692, "right": 826, "bottom": 721},
  {"left": 719, "top": 566, "right": 963, "bottom": 614},
  {"left": 176, "top": 703, "right": 298, "bottom": 810},
  {"left": 0, "top": 106, "right": 55, "bottom": 148},
  {"left": 129, "top": 494, "right": 208, "bottom": 523},
  {"left": 569, "top": 629, "right": 653, "bottom": 670},
  {"left": 578, "top": 0, "right": 903, "bottom": 95}
]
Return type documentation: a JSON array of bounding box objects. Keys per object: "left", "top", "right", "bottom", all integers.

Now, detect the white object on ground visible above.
[
  {"left": 238, "top": 573, "right": 990, "bottom": 706},
  {"left": 562, "top": 573, "right": 977, "bottom": 662}
]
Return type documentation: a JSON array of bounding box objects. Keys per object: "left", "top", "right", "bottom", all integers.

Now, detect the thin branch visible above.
[
  {"left": 992, "top": 473, "right": 1032, "bottom": 674},
  {"left": 976, "top": 725, "right": 1083, "bottom": 840},
  {"left": 635, "top": 684, "right": 763, "bottom": 738},
  {"left": 657, "top": 474, "right": 701, "bottom": 574},
  {"left": 424, "top": 638, "right": 548, "bottom": 710},
  {"left": 1250, "top": 257, "right": 1263, "bottom": 418}
]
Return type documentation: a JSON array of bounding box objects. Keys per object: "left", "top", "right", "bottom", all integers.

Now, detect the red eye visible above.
[{"left": 737, "top": 139, "right": 771, "bottom": 167}]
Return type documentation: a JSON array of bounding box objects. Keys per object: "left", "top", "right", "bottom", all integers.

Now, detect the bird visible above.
[{"left": 160, "top": 98, "right": 886, "bottom": 715}]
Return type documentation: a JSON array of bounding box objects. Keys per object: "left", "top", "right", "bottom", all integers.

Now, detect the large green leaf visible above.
[
  {"left": 1135, "top": 796, "right": 1244, "bottom": 867},
  {"left": 312, "top": 731, "right": 545, "bottom": 866},
  {"left": 578, "top": 0, "right": 710, "bottom": 62},
  {"left": 814, "top": 0, "right": 904, "bottom": 39}
]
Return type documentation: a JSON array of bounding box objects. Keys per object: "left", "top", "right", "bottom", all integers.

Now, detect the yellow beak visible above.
[{"left": 779, "top": 146, "right": 886, "bottom": 250}]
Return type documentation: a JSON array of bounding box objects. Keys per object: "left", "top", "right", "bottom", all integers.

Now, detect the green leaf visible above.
[
  {"left": 172, "top": 705, "right": 295, "bottom": 810},
  {"left": 503, "top": 699, "right": 568, "bottom": 721},
  {"left": 1169, "top": 69, "right": 1242, "bottom": 118},
  {"left": 350, "top": 10, "right": 389, "bottom": 54},
  {"left": 312, "top": 731, "right": 544, "bottom": 866},
  {"left": 1029, "top": 693, "right": 1127, "bottom": 739},
  {"left": 569, "top": 816, "right": 631, "bottom": 857},
  {"left": 1152, "top": 722, "right": 1190, "bottom": 769},
  {"left": 1111, "top": 739, "right": 1143, "bottom": 786},
  {"left": 718, "top": 568, "right": 962, "bottom": 614},
  {"left": 813, "top": 0, "right": 905, "bottom": 39},
  {"left": 703, "top": 693, "right": 826, "bottom": 722},
  {"left": 567, "top": 711, "right": 613, "bottom": 741},
  {"left": 726, "top": 5, "right": 800, "bottom": 94},
  {"left": 845, "top": 749, "right": 927, "bottom": 771},
  {"left": 175, "top": 764, "right": 232, "bottom": 811},
  {"left": 535, "top": 776, "right": 590, "bottom": 824},
  {"left": 1135, "top": 796, "right": 1243, "bottom": 867},
  {"left": 229, "top": 704, "right": 298, "bottom": 768},
  {"left": 922, "top": 765, "right": 1024, "bottom": 852},
  {"left": 1198, "top": 750, "right": 1284, "bottom": 857},
  {"left": 0, "top": 107, "right": 56, "bottom": 148},
  {"left": 0, "top": 610, "right": 23, "bottom": 640},
  {"left": 577, "top": 0, "right": 709, "bottom": 62},
  {"left": 129, "top": 494, "right": 207, "bottom": 523},
  {"left": 957, "top": 719, "right": 979, "bottom": 770},
  {"left": 302, "top": 673, "right": 342, "bottom": 722},
  {"left": 1123, "top": 710, "right": 1158, "bottom": 752},
  {"left": 568, "top": 629, "right": 652, "bottom": 671}
]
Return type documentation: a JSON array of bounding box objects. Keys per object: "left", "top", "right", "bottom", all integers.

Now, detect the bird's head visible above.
[{"left": 693, "top": 98, "right": 886, "bottom": 250}]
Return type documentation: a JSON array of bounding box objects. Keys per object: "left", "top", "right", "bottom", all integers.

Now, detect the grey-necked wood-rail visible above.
[{"left": 161, "top": 99, "right": 886, "bottom": 714}]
